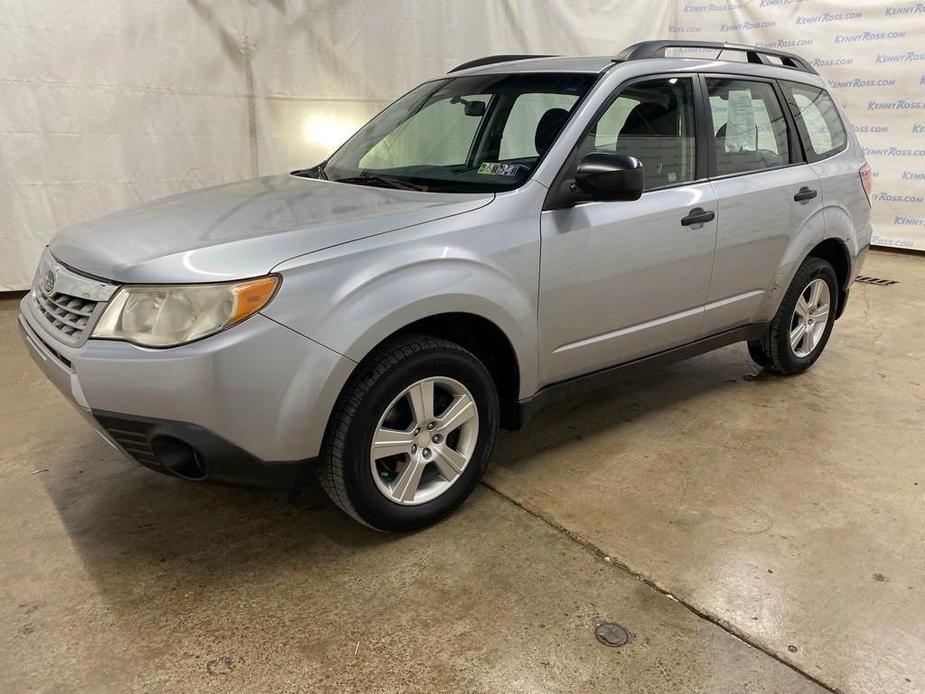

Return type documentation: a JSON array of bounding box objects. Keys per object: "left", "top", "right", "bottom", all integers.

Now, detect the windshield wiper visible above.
[{"left": 335, "top": 174, "right": 427, "bottom": 191}]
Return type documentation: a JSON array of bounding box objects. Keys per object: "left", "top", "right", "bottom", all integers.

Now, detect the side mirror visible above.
[{"left": 572, "top": 152, "right": 644, "bottom": 202}]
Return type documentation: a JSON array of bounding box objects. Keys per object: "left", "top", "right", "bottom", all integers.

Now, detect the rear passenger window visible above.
[
  {"left": 706, "top": 78, "right": 791, "bottom": 176},
  {"left": 781, "top": 82, "right": 847, "bottom": 162}
]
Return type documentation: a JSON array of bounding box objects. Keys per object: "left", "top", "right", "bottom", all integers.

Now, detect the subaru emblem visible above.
[{"left": 42, "top": 268, "right": 55, "bottom": 294}]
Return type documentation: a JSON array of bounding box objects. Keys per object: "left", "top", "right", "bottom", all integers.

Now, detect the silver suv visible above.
[{"left": 20, "top": 41, "right": 871, "bottom": 530}]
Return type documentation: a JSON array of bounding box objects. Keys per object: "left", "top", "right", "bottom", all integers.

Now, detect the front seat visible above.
[
  {"left": 534, "top": 108, "right": 571, "bottom": 156},
  {"left": 615, "top": 103, "right": 677, "bottom": 187}
]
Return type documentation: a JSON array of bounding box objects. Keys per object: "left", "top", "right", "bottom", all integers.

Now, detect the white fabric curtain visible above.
[{"left": 0, "top": 0, "right": 920, "bottom": 289}]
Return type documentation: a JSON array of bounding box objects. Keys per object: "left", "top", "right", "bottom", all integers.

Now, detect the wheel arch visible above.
[
  {"left": 340, "top": 310, "right": 525, "bottom": 430},
  {"left": 806, "top": 237, "right": 852, "bottom": 318}
]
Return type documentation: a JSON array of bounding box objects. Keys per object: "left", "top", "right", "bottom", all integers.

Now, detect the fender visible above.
[
  {"left": 263, "top": 186, "right": 545, "bottom": 398},
  {"left": 754, "top": 204, "right": 826, "bottom": 323}
]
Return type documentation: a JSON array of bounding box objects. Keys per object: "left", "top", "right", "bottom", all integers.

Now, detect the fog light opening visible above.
[{"left": 150, "top": 436, "right": 207, "bottom": 481}]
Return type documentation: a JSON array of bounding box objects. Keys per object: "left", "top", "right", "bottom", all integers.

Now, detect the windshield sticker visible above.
[{"left": 477, "top": 162, "right": 521, "bottom": 177}]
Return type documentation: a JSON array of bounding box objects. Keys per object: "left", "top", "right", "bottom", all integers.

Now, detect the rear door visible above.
[
  {"left": 538, "top": 75, "right": 718, "bottom": 385},
  {"left": 701, "top": 75, "right": 824, "bottom": 335},
  {"left": 778, "top": 80, "right": 869, "bottom": 251}
]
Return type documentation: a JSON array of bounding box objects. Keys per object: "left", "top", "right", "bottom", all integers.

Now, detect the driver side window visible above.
[{"left": 578, "top": 77, "right": 697, "bottom": 190}]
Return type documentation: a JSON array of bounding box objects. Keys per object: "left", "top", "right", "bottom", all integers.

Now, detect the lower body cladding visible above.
[{"left": 18, "top": 298, "right": 355, "bottom": 489}]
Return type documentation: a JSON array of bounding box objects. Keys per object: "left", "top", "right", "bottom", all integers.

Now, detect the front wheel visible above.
[
  {"left": 761, "top": 257, "right": 839, "bottom": 374},
  {"left": 319, "top": 335, "right": 499, "bottom": 531}
]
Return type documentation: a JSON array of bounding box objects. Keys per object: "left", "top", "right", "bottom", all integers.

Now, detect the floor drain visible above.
[
  {"left": 594, "top": 622, "right": 632, "bottom": 647},
  {"left": 856, "top": 275, "right": 898, "bottom": 287}
]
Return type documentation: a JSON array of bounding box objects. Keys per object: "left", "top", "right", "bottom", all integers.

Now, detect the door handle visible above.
[
  {"left": 680, "top": 207, "right": 715, "bottom": 227},
  {"left": 793, "top": 186, "right": 818, "bottom": 203}
]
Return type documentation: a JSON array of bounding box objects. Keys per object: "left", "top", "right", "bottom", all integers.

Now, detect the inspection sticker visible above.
[{"left": 477, "top": 162, "right": 521, "bottom": 176}]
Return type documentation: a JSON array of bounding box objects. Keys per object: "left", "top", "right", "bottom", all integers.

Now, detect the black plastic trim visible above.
[
  {"left": 93, "top": 411, "right": 316, "bottom": 490},
  {"left": 693, "top": 73, "right": 713, "bottom": 180},
  {"left": 510, "top": 323, "right": 768, "bottom": 429},
  {"left": 614, "top": 40, "right": 818, "bottom": 75},
  {"left": 449, "top": 55, "right": 557, "bottom": 73}
]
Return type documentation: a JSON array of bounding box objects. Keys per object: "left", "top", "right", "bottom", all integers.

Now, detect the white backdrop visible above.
[{"left": 1, "top": 0, "right": 921, "bottom": 289}]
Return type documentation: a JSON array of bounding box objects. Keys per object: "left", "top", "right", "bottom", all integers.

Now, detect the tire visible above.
[
  {"left": 319, "top": 335, "right": 499, "bottom": 531},
  {"left": 763, "top": 257, "right": 839, "bottom": 375}
]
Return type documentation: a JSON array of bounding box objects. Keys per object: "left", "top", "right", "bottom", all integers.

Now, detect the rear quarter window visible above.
[{"left": 781, "top": 82, "right": 847, "bottom": 162}]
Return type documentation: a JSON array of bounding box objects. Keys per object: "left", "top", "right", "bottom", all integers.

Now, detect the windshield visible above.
[{"left": 316, "top": 73, "right": 596, "bottom": 193}]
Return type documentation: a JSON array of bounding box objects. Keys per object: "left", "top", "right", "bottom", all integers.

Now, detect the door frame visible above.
[
  {"left": 542, "top": 71, "right": 712, "bottom": 210},
  {"left": 695, "top": 72, "right": 807, "bottom": 181}
]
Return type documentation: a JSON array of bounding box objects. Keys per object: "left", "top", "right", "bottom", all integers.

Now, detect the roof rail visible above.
[
  {"left": 449, "top": 54, "right": 556, "bottom": 73},
  {"left": 614, "top": 40, "right": 818, "bottom": 75}
]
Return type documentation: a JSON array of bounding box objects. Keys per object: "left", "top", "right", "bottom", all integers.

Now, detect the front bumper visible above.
[{"left": 19, "top": 294, "right": 355, "bottom": 489}]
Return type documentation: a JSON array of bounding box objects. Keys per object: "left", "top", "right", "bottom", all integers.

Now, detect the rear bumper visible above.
[
  {"left": 19, "top": 293, "right": 355, "bottom": 488},
  {"left": 838, "top": 243, "right": 869, "bottom": 319}
]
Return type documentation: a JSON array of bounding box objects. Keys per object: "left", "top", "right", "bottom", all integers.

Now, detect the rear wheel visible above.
[
  {"left": 762, "top": 257, "right": 838, "bottom": 375},
  {"left": 319, "top": 335, "right": 499, "bottom": 531}
]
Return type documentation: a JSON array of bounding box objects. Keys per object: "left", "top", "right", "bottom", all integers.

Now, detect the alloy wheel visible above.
[
  {"left": 369, "top": 377, "right": 479, "bottom": 505},
  {"left": 790, "top": 277, "right": 831, "bottom": 358}
]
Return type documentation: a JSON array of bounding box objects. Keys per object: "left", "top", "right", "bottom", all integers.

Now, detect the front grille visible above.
[
  {"left": 29, "top": 250, "right": 117, "bottom": 346},
  {"left": 33, "top": 287, "right": 99, "bottom": 343}
]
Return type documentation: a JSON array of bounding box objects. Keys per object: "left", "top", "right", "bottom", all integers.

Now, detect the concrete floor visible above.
[{"left": 1, "top": 249, "right": 922, "bottom": 693}]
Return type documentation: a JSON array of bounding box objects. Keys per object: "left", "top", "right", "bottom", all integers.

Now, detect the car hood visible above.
[{"left": 49, "top": 175, "right": 494, "bottom": 283}]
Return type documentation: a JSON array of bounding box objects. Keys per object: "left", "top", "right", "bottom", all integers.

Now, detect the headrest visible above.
[
  {"left": 534, "top": 108, "right": 571, "bottom": 155},
  {"left": 619, "top": 103, "right": 673, "bottom": 137}
]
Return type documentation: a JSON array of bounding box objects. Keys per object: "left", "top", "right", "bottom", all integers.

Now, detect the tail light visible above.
[{"left": 859, "top": 163, "right": 873, "bottom": 205}]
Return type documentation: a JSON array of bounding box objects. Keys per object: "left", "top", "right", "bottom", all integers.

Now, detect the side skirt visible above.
[{"left": 509, "top": 323, "right": 768, "bottom": 429}]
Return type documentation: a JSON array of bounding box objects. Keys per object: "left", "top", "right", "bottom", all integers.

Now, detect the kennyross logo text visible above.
[
  {"left": 683, "top": 2, "right": 742, "bottom": 11},
  {"left": 830, "top": 78, "right": 896, "bottom": 88},
  {"left": 868, "top": 100, "right": 925, "bottom": 111},
  {"left": 758, "top": 38, "right": 813, "bottom": 48},
  {"left": 669, "top": 25, "right": 703, "bottom": 33},
  {"left": 874, "top": 192, "right": 925, "bottom": 203},
  {"left": 760, "top": 0, "right": 806, "bottom": 6},
  {"left": 864, "top": 145, "right": 925, "bottom": 156},
  {"left": 835, "top": 30, "right": 906, "bottom": 43},
  {"left": 876, "top": 50, "right": 925, "bottom": 63},
  {"left": 894, "top": 215, "right": 925, "bottom": 226},
  {"left": 721, "top": 20, "right": 775, "bottom": 31},
  {"left": 913, "top": 124, "right": 925, "bottom": 133},
  {"left": 853, "top": 124, "right": 889, "bottom": 133},
  {"left": 902, "top": 170, "right": 925, "bottom": 180},
  {"left": 813, "top": 57, "right": 853, "bottom": 67},
  {"left": 796, "top": 11, "right": 862, "bottom": 24},
  {"left": 885, "top": 3, "right": 925, "bottom": 15}
]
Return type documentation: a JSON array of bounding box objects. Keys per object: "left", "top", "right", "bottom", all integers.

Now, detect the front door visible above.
[{"left": 538, "top": 76, "right": 717, "bottom": 385}]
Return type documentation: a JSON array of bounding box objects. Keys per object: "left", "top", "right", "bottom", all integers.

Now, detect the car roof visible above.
[{"left": 449, "top": 55, "right": 826, "bottom": 88}]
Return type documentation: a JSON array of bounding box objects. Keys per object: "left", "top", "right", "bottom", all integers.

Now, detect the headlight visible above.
[{"left": 92, "top": 276, "right": 279, "bottom": 347}]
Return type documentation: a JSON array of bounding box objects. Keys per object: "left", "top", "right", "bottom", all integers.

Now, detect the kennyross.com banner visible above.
[{"left": 669, "top": 0, "right": 925, "bottom": 252}]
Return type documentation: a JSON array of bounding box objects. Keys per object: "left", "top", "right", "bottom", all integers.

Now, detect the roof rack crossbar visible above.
[
  {"left": 449, "top": 54, "right": 557, "bottom": 73},
  {"left": 614, "top": 40, "right": 818, "bottom": 75}
]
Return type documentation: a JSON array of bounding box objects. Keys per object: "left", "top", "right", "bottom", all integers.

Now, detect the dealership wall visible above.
[{"left": 0, "top": 0, "right": 922, "bottom": 290}]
